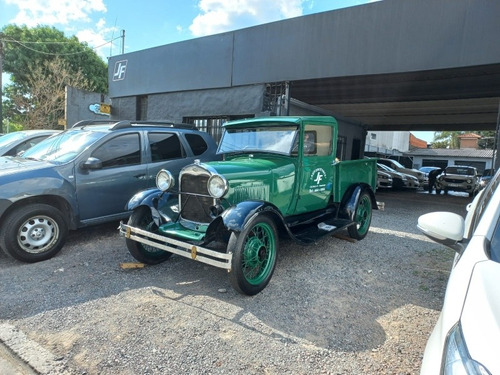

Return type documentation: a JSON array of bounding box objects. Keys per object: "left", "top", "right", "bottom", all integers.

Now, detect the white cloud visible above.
[
  {"left": 5, "top": 0, "right": 107, "bottom": 27},
  {"left": 189, "top": 0, "right": 305, "bottom": 37},
  {"left": 76, "top": 19, "right": 119, "bottom": 58}
]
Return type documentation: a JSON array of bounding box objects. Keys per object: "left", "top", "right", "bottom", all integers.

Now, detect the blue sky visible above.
[{"left": 0, "top": 0, "right": 435, "bottom": 142}]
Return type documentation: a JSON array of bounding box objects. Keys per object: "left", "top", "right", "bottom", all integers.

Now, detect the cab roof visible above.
[{"left": 223, "top": 116, "right": 337, "bottom": 128}]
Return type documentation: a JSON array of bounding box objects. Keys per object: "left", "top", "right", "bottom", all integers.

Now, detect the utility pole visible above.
[{"left": 121, "top": 30, "right": 125, "bottom": 54}]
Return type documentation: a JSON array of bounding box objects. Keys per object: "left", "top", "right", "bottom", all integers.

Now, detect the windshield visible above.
[
  {"left": 23, "top": 130, "right": 104, "bottom": 164},
  {"left": 218, "top": 126, "right": 298, "bottom": 155},
  {"left": 0, "top": 132, "right": 26, "bottom": 147},
  {"left": 446, "top": 167, "right": 475, "bottom": 175},
  {"left": 378, "top": 163, "right": 397, "bottom": 173}
]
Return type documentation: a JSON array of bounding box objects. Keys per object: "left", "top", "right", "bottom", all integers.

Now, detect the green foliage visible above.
[
  {"left": 1, "top": 25, "right": 108, "bottom": 129},
  {"left": 432, "top": 130, "right": 496, "bottom": 149},
  {"left": 1, "top": 25, "right": 107, "bottom": 93}
]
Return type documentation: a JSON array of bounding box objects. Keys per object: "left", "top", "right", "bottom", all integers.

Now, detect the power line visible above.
[{"left": 0, "top": 35, "right": 123, "bottom": 56}]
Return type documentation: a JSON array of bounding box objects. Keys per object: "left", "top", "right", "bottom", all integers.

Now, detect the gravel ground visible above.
[{"left": 0, "top": 190, "right": 471, "bottom": 375}]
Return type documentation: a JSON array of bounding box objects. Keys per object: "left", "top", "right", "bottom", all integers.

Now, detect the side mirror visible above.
[
  {"left": 82, "top": 157, "right": 103, "bottom": 170},
  {"left": 417, "top": 212, "right": 465, "bottom": 253}
]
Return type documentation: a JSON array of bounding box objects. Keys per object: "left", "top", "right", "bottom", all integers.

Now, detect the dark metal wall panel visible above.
[
  {"left": 108, "top": 0, "right": 500, "bottom": 97},
  {"left": 108, "top": 34, "right": 234, "bottom": 97},
  {"left": 231, "top": 0, "right": 500, "bottom": 85}
]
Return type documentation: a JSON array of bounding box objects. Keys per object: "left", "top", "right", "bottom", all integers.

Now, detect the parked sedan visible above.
[
  {"left": 0, "top": 129, "right": 61, "bottom": 156},
  {"left": 377, "top": 170, "right": 393, "bottom": 189},
  {"left": 0, "top": 120, "right": 219, "bottom": 263},
  {"left": 418, "top": 169, "right": 500, "bottom": 374},
  {"left": 377, "top": 163, "right": 408, "bottom": 189},
  {"left": 378, "top": 158, "right": 424, "bottom": 186}
]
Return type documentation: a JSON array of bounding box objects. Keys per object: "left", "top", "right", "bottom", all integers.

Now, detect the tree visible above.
[
  {"left": 11, "top": 57, "right": 93, "bottom": 129},
  {"left": 1, "top": 25, "right": 108, "bottom": 129},
  {"left": 432, "top": 131, "right": 462, "bottom": 149},
  {"left": 432, "top": 130, "right": 496, "bottom": 149}
]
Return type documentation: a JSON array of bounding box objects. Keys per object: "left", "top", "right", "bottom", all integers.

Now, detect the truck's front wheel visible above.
[
  {"left": 348, "top": 191, "right": 372, "bottom": 240},
  {"left": 228, "top": 215, "right": 278, "bottom": 296},
  {"left": 126, "top": 206, "right": 171, "bottom": 265},
  {"left": 0, "top": 204, "right": 68, "bottom": 263}
]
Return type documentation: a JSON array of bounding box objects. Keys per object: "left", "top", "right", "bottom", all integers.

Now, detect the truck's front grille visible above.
[{"left": 180, "top": 173, "right": 213, "bottom": 223}]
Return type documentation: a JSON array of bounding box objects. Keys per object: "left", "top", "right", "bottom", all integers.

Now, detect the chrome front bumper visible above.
[{"left": 119, "top": 222, "right": 232, "bottom": 270}]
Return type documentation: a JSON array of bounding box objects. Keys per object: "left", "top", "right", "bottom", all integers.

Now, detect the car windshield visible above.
[
  {"left": 446, "top": 167, "right": 474, "bottom": 175},
  {"left": 390, "top": 159, "right": 404, "bottom": 168},
  {"left": 218, "top": 126, "right": 298, "bottom": 155},
  {"left": 22, "top": 130, "right": 104, "bottom": 164},
  {"left": 0, "top": 132, "right": 26, "bottom": 147},
  {"left": 378, "top": 163, "right": 397, "bottom": 173}
]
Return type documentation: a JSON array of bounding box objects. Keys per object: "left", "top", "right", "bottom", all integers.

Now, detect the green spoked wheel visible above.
[
  {"left": 229, "top": 215, "right": 278, "bottom": 296},
  {"left": 126, "top": 206, "right": 171, "bottom": 265},
  {"left": 348, "top": 191, "right": 372, "bottom": 240}
]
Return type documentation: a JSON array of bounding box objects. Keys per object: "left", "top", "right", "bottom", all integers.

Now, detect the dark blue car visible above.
[{"left": 0, "top": 120, "right": 219, "bottom": 263}]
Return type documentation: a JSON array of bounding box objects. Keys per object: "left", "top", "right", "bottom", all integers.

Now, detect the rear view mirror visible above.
[{"left": 417, "top": 212, "right": 465, "bottom": 253}]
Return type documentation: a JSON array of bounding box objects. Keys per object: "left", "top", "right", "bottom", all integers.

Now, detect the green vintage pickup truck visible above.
[{"left": 120, "top": 116, "right": 379, "bottom": 295}]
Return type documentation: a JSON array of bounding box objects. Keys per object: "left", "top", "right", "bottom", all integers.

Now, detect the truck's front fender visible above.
[
  {"left": 126, "top": 188, "right": 164, "bottom": 211},
  {"left": 126, "top": 188, "right": 179, "bottom": 225},
  {"left": 204, "top": 201, "right": 284, "bottom": 244},
  {"left": 341, "top": 183, "right": 378, "bottom": 221}
]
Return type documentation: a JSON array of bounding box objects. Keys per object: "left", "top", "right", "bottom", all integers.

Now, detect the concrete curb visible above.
[{"left": 0, "top": 323, "right": 63, "bottom": 374}]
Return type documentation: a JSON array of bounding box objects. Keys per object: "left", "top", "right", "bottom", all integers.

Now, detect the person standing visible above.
[{"left": 428, "top": 168, "right": 443, "bottom": 193}]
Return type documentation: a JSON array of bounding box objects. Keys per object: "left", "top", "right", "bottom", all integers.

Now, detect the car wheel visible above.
[
  {"left": 348, "top": 191, "right": 373, "bottom": 240},
  {"left": 126, "top": 206, "right": 172, "bottom": 265},
  {"left": 0, "top": 204, "right": 68, "bottom": 263},
  {"left": 228, "top": 215, "right": 278, "bottom": 296}
]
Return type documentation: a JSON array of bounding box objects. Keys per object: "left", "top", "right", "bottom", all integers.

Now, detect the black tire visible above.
[
  {"left": 228, "top": 215, "right": 278, "bottom": 296},
  {"left": 0, "top": 204, "right": 68, "bottom": 263},
  {"left": 126, "top": 206, "right": 171, "bottom": 265},
  {"left": 347, "top": 191, "right": 373, "bottom": 240}
]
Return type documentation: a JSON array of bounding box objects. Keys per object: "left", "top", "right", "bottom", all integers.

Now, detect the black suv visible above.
[{"left": 0, "top": 120, "right": 219, "bottom": 262}]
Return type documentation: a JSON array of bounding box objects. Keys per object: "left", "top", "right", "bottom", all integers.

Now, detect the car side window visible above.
[
  {"left": 489, "top": 216, "right": 500, "bottom": 263},
  {"left": 92, "top": 133, "right": 141, "bottom": 168},
  {"left": 148, "top": 132, "right": 184, "bottom": 161},
  {"left": 185, "top": 133, "right": 208, "bottom": 156}
]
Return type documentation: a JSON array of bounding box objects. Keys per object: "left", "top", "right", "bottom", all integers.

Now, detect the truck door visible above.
[{"left": 296, "top": 124, "right": 334, "bottom": 214}]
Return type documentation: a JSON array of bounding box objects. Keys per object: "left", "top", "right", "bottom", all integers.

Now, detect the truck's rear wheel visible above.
[
  {"left": 348, "top": 191, "right": 372, "bottom": 240},
  {"left": 228, "top": 215, "right": 278, "bottom": 296},
  {"left": 126, "top": 206, "right": 171, "bottom": 265}
]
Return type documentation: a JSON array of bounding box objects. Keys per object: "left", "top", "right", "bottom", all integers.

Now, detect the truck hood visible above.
[
  {"left": 206, "top": 155, "right": 295, "bottom": 179},
  {"left": 204, "top": 155, "right": 296, "bottom": 203},
  {"left": 0, "top": 156, "right": 55, "bottom": 175}
]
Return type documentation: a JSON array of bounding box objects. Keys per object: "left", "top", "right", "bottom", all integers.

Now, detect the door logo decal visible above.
[{"left": 309, "top": 168, "right": 327, "bottom": 193}]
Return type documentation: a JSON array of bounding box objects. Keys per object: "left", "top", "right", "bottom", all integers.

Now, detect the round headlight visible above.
[
  {"left": 207, "top": 175, "right": 228, "bottom": 198},
  {"left": 156, "top": 169, "right": 175, "bottom": 191}
]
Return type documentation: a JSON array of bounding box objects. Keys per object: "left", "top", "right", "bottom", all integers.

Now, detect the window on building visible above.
[
  {"left": 92, "top": 134, "right": 141, "bottom": 168},
  {"left": 422, "top": 159, "right": 448, "bottom": 169},
  {"left": 148, "top": 133, "right": 184, "bottom": 161},
  {"left": 137, "top": 96, "right": 148, "bottom": 121},
  {"left": 183, "top": 115, "right": 253, "bottom": 143},
  {"left": 370, "top": 133, "right": 377, "bottom": 140}
]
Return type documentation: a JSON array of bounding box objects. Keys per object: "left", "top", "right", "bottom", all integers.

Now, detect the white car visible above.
[{"left": 417, "top": 169, "right": 500, "bottom": 374}]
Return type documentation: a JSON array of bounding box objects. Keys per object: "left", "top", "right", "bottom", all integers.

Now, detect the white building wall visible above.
[{"left": 365, "top": 131, "right": 410, "bottom": 154}]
